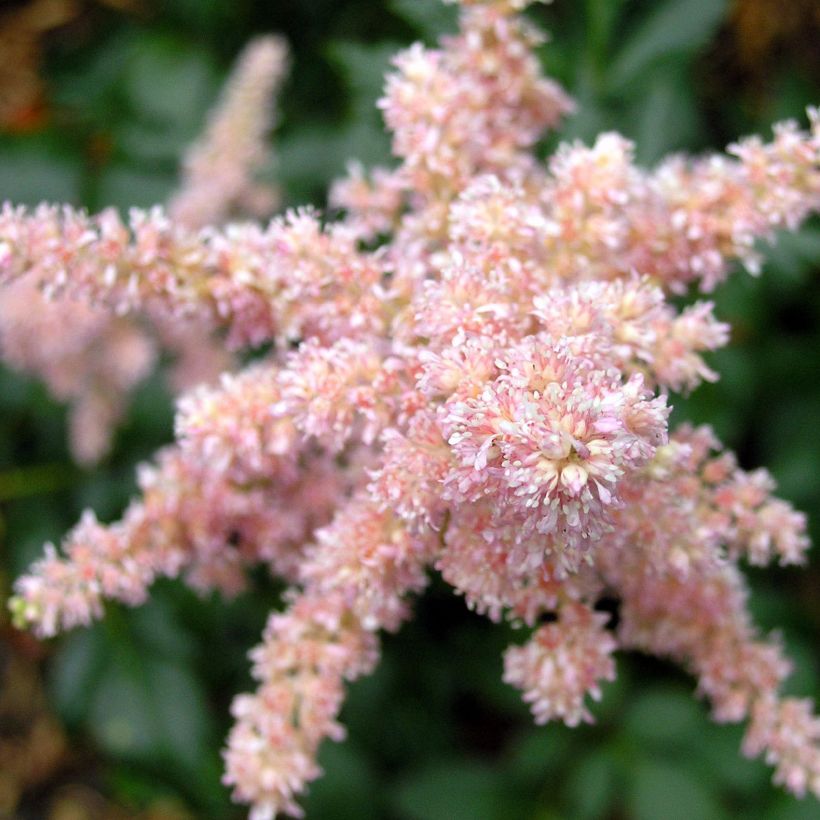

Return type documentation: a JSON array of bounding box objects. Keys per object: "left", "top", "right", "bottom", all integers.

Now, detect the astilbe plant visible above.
[
  {"left": 0, "top": 34, "right": 287, "bottom": 464},
  {"left": 2, "top": 0, "right": 819, "bottom": 816}
]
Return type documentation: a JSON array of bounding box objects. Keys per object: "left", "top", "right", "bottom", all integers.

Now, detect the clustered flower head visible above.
[
  {"left": 2, "top": 0, "right": 820, "bottom": 817},
  {"left": 168, "top": 35, "right": 288, "bottom": 228},
  {"left": 0, "top": 35, "right": 287, "bottom": 463}
]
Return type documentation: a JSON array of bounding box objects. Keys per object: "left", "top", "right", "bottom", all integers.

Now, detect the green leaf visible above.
[
  {"left": 0, "top": 463, "right": 73, "bottom": 502},
  {"left": 49, "top": 626, "right": 107, "bottom": 724},
  {"left": 762, "top": 226, "right": 820, "bottom": 286},
  {"left": 303, "top": 741, "right": 380, "bottom": 819},
  {"left": 90, "top": 661, "right": 159, "bottom": 758},
  {"left": 49, "top": 30, "right": 135, "bottom": 115},
  {"left": 630, "top": 68, "right": 701, "bottom": 164},
  {"left": 695, "top": 722, "right": 770, "bottom": 796},
  {"left": 629, "top": 758, "right": 726, "bottom": 820},
  {"left": 74, "top": 604, "right": 214, "bottom": 778},
  {"left": 624, "top": 686, "right": 705, "bottom": 751},
  {"left": 780, "top": 639, "right": 819, "bottom": 701},
  {"left": 506, "top": 727, "right": 573, "bottom": 783},
  {"left": 124, "top": 36, "right": 217, "bottom": 128},
  {"left": 146, "top": 660, "right": 210, "bottom": 770},
  {"left": 278, "top": 120, "right": 391, "bottom": 206},
  {"left": 394, "top": 761, "right": 506, "bottom": 820},
  {"left": 328, "top": 41, "right": 401, "bottom": 120},
  {"left": 158, "top": 0, "right": 244, "bottom": 38},
  {"left": 565, "top": 749, "right": 618, "bottom": 819},
  {"left": 610, "top": 0, "right": 728, "bottom": 88},
  {"left": 88, "top": 650, "right": 212, "bottom": 770},
  {"left": 389, "top": 0, "right": 458, "bottom": 40},
  {"left": 584, "top": 0, "right": 626, "bottom": 58},
  {"left": 0, "top": 143, "right": 81, "bottom": 204},
  {"left": 130, "top": 595, "right": 195, "bottom": 662},
  {"left": 6, "top": 498, "right": 68, "bottom": 578},
  {"left": 765, "top": 796, "right": 820, "bottom": 820},
  {"left": 95, "top": 166, "right": 176, "bottom": 212},
  {"left": 557, "top": 68, "right": 610, "bottom": 145}
]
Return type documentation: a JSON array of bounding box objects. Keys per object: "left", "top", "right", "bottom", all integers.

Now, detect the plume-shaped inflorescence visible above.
[
  {"left": 0, "top": 35, "right": 287, "bottom": 463},
  {"left": 4, "top": 1, "right": 820, "bottom": 816}
]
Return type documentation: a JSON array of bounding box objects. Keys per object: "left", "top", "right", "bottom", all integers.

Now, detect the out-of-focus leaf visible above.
[
  {"left": 89, "top": 661, "right": 158, "bottom": 757},
  {"left": 88, "top": 647, "right": 211, "bottom": 772},
  {"left": 111, "top": 35, "right": 219, "bottom": 170},
  {"left": 0, "top": 463, "right": 73, "bottom": 501},
  {"left": 631, "top": 67, "right": 701, "bottom": 164},
  {"left": 584, "top": 0, "right": 625, "bottom": 57},
  {"left": 765, "top": 71, "right": 818, "bottom": 126},
  {"left": 564, "top": 748, "right": 619, "bottom": 819},
  {"left": 765, "top": 795, "right": 820, "bottom": 820},
  {"left": 505, "top": 728, "right": 572, "bottom": 782},
  {"left": 758, "top": 396, "right": 820, "bottom": 507},
  {"left": 50, "top": 601, "right": 216, "bottom": 782},
  {"left": 696, "top": 722, "right": 770, "bottom": 796},
  {"left": 130, "top": 595, "right": 195, "bottom": 663},
  {"left": 610, "top": 0, "right": 728, "bottom": 88},
  {"left": 49, "top": 626, "right": 107, "bottom": 724},
  {"left": 394, "top": 760, "right": 505, "bottom": 820},
  {"left": 0, "top": 143, "right": 80, "bottom": 203},
  {"left": 629, "top": 758, "right": 726, "bottom": 820},
  {"left": 124, "top": 36, "right": 216, "bottom": 129},
  {"left": 73, "top": 467, "right": 138, "bottom": 521},
  {"left": 303, "top": 741, "right": 380, "bottom": 819},
  {"left": 555, "top": 85, "right": 608, "bottom": 145},
  {"left": 118, "top": 375, "right": 176, "bottom": 453},
  {"left": 146, "top": 660, "right": 210, "bottom": 771},
  {"left": 157, "top": 0, "right": 244, "bottom": 38},
  {"left": 761, "top": 226, "right": 820, "bottom": 286},
  {"left": 105, "top": 767, "right": 200, "bottom": 817},
  {"left": 95, "top": 164, "right": 176, "bottom": 211},
  {"left": 780, "top": 639, "right": 819, "bottom": 701},
  {"left": 389, "top": 0, "right": 458, "bottom": 40},
  {"left": 114, "top": 121, "right": 191, "bottom": 167},
  {"left": 6, "top": 497, "right": 67, "bottom": 577},
  {"left": 49, "top": 30, "right": 135, "bottom": 113},
  {"left": 624, "top": 686, "right": 705, "bottom": 752},
  {"left": 329, "top": 41, "right": 401, "bottom": 119}
]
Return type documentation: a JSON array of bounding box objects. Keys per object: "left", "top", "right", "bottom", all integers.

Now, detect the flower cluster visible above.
[
  {"left": 0, "top": 35, "right": 286, "bottom": 462},
  {"left": 3, "top": 0, "right": 820, "bottom": 817},
  {"left": 169, "top": 35, "right": 287, "bottom": 228}
]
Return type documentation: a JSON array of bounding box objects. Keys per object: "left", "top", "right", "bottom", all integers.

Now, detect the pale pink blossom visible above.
[
  {"left": 368, "top": 411, "right": 453, "bottom": 529},
  {"left": 744, "top": 697, "right": 820, "bottom": 798},
  {"left": 441, "top": 339, "right": 668, "bottom": 570},
  {"left": 276, "top": 338, "right": 398, "bottom": 451},
  {"left": 531, "top": 277, "right": 731, "bottom": 393},
  {"left": 503, "top": 602, "right": 617, "bottom": 726},
  {"left": 225, "top": 593, "right": 381, "bottom": 819},
  {"left": 0, "top": 274, "right": 156, "bottom": 463},
  {"left": 0, "top": 38, "right": 289, "bottom": 462},
  {"left": 329, "top": 163, "right": 404, "bottom": 240},
  {"left": 169, "top": 36, "right": 288, "bottom": 229}
]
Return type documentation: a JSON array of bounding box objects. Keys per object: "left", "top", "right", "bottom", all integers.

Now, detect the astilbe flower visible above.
[
  {"left": 2, "top": 0, "right": 820, "bottom": 816},
  {"left": 0, "top": 278, "right": 155, "bottom": 463},
  {"left": 168, "top": 35, "right": 288, "bottom": 228},
  {"left": 503, "top": 601, "right": 617, "bottom": 727},
  {"left": 0, "top": 36, "right": 287, "bottom": 463}
]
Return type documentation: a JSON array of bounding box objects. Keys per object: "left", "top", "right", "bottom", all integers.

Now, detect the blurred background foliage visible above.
[{"left": 0, "top": 0, "right": 818, "bottom": 817}]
